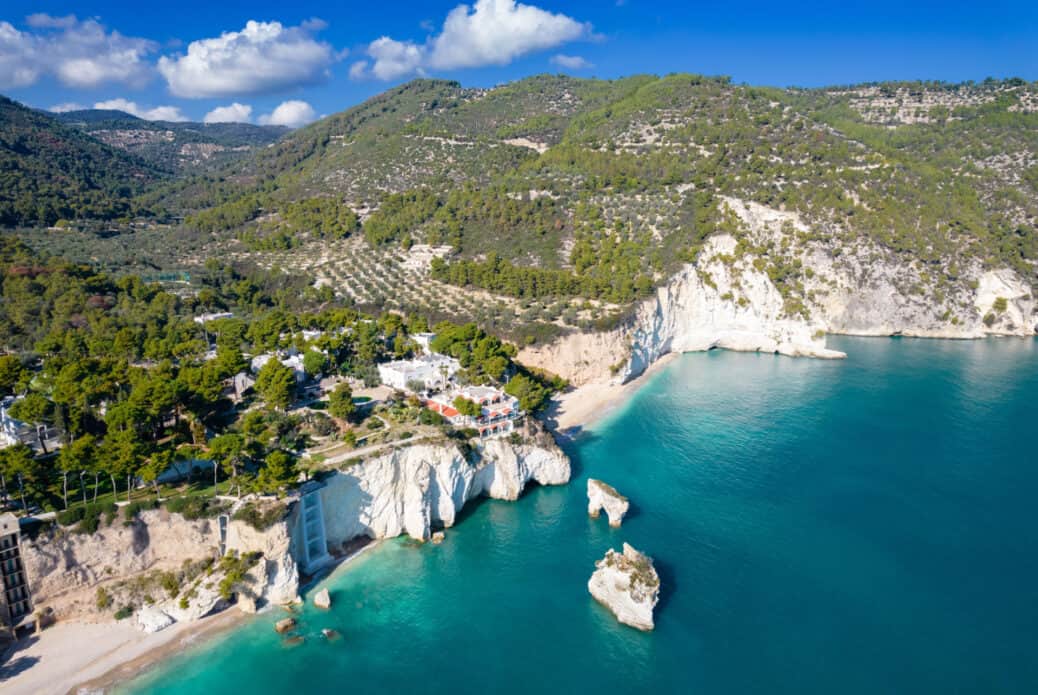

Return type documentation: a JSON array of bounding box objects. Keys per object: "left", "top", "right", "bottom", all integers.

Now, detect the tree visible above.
[
  {"left": 0, "top": 355, "right": 27, "bottom": 396},
  {"left": 57, "top": 435, "right": 96, "bottom": 510},
  {"left": 102, "top": 428, "right": 144, "bottom": 502},
  {"left": 255, "top": 359, "right": 296, "bottom": 411},
  {"left": 209, "top": 433, "right": 246, "bottom": 497},
  {"left": 302, "top": 350, "right": 327, "bottom": 378},
  {"left": 0, "top": 445, "right": 37, "bottom": 512},
  {"left": 452, "top": 396, "right": 482, "bottom": 418},
  {"left": 328, "top": 383, "right": 356, "bottom": 421},
  {"left": 504, "top": 373, "right": 550, "bottom": 412},
  {"left": 257, "top": 449, "right": 297, "bottom": 492},
  {"left": 139, "top": 448, "right": 172, "bottom": 499}
]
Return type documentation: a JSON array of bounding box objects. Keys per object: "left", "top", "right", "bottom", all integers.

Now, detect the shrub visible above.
[
  {"left": 96, "top": 587, "right": 111, "bottom": 610},
  {"left": 165, "top": 496, "right": 227, "bottom": 521},
  {"left": 232, "top": 502, "right": 286, "bottom": 532},
  {"left": 114, "top": 605, "right": 134, "bottom": 621},
  {"left": 124, "top": 499, "right": 159, "bottom": 522}
]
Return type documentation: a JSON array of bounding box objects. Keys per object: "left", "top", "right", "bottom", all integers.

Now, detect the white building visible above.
[
  {"left": 425, "top": 386, "right": 522, "bottom": 438},
  {"left": 378, "top": 354, "right": 460, "bottom": 392},
  {"left": 250, "top": 353, "right": 308, "bottom": 383},
  {"left": 412, "top": 332, "right": 437, "bottom": 355},
  {"left": 193, "top": 312, "right": 234, "bottom": 325}
]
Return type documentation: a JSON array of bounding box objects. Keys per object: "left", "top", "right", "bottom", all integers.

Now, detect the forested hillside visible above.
[
  {"left": 2, "top": 74, "right": 1036, "bottom": 338},
  {"left": 54, "top": 109, "right": 288, "bottom": 172},
  {"left": 0, "top": 97, "right": 160, "bottom": 227}
]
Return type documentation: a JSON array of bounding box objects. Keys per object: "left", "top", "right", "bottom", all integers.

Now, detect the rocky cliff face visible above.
[
  {"left": 521, "top": 197, "right": 1037, "bottom": 387},
  {"left": 21, "top": 505, "right": 299, "bottom": 624},
  {"left": 319, "top": 421, "right": 570, "bottom": 544},
  {"left": 20, "top": 428, "right": 568, "bottom": 629},
  {"left": 587, "top": 479, "right": 630, "bottom": 527}
]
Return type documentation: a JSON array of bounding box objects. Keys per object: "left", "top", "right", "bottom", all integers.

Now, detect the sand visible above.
[
  {"left": 1, "top": 541, "right": 380, "bottom": 695},
  {"left": 546, "top": 353, "right": 679, "bottom": 435},
  {"left": 0, "top": 609, "right": 248, "bottom": 695}
]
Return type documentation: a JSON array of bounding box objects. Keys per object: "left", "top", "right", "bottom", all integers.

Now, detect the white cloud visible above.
[
  {"left": 258, "top": 100, "right": 316, "bottom": 128},
  {"left": 367, "top": 37, "right": 426, "bottom": 81},
  {"left": 204, "top": 103, "right": 253, "bottom": 123},
  {"left": 348, "top": 60, "right": 370, "bottom": 80},
  {"left": 49, "top": 102, "right": 85, "bottom": 113},
  {"left": 0, "top": 15, "right": 155, "bottom": 90},
  {"left": 550, "top": 54, "right": 593, "bottom": 70},
  {"left": 93, "top": 98, "right": 189, "bottom": 122},
  {"left": 158, "top": 20, "right": 338, "bottom": 98},
  {"left": 352, "top": 0, "right": 591, "bottom": 81}
]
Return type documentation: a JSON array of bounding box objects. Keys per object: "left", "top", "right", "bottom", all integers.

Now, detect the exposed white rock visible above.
[
  {"left": 588, "top": 543, "right": 660, "bottom": 631},
  {"left": 319, "top": 420, "right": 569, "bottom": 543},
  {"left": 313, "top": 588, "right": 331, "bottom": 609},
  {"left": 520, "top": 196, "right": 1037, "bottom": 389},
  {"left": 163, "top": 580, "right": 227, "bottom": 623},
  {"left": 136, "top": 605, "right": 174, "bottom": 633},
  {"left": 587, "top": 479, "right": 630, "bottom": 527}
]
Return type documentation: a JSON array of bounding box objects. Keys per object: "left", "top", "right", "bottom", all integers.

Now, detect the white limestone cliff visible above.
[
  {"left": 20, "top": 505, "right": 300, "bottom": 627},
  {"left": 520, "top": 197, "right": 1037, "bottom": 388},
  {"left": 588, "top": 543, "right": 660, "bottom": 631},
  {"left": 587, "top": 479, "right": 630, "bottom": 527},
  {"left": 319, "top": 421, "right": 570, "bottom": 544}
]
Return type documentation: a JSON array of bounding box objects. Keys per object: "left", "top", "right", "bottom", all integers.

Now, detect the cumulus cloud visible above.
[
  {"left": 204, "top": 103, "right": 253, "bottom": 123},
  {"left": 550, "top": 54, "right": 593, "bottom": 70},
  {"left": 0, "top": 15, "right": 155, "bottom": 90},
  {"left": 158, "top": 20, "right": 338, "bottom": 98},
  {"left": 93, "top": 98, "right": 188, "bottom": 122},
  {"left": 352, "top": 0, "right": 591, "bottom": 80},
  {"left": 48, "top": 102, "right": 86, "bottom": 113},
  {"left": 258, "top": 100, "right": 316, "bottom": 128}
]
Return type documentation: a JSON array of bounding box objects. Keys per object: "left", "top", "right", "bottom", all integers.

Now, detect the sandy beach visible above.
[
  {"left": 546, "top": 353, "right": 679, "bottom": 435},
  {"left": 0, "top": 540, "right": 380, "bottom": 695}
]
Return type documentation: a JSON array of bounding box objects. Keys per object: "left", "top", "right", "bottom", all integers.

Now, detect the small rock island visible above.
[
  {"left": 587, "top": 543, "right": 660, "bottom": 631},
  {"left": 587, "top": 479, "right": 630, "bottom": 527}
]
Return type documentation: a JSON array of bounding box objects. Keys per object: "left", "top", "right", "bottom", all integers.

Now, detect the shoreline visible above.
[
  {"left": 0, "top": 540, "right": 381, "bottom": 695},
  {"left": 545, "top": 352, "right": 679, "bottom": 436}
]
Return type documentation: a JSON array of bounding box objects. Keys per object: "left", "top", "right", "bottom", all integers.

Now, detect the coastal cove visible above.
[{"left": 118, "top": 336, "right": 1038, "bottom": 695}]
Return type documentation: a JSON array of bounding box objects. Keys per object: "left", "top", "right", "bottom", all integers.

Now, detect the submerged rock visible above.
[
  {"left": 587, "top": 479, "right": 630, "bottom": 527},
  {"left": 322, "top": 628, "right": 341, "bottom": 641},
  {"left": 313, "top": 588, "right": 331, "bottom": 609},
  {"left": 274, "top": 617, "right": 296, "bottom": 633},
  {"left": 431, "top": 531, "right": 445, "bottom": 544},
  {"left": 587, "top": 543, "right": 660, "bottom": 631}
]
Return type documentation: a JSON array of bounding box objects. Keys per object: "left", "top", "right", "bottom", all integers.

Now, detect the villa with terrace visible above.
[
  {"left": 425, "top": 386, "right": 522, "bottom": 438},
  {"left": 378, "top": 353, "right": 461, "bottom": 392}
]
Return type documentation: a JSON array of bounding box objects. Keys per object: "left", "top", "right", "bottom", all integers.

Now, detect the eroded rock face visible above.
[
  {"left": 320, "top": 420, "right": 570, "bottom": 544},
  {"left": 588, "top": 543, "right": 660, "bottom": 631},
  {"left": 587, "top": 479, "right": 630, "bottom": 527},
  {"left": 519, "top": 197, "right": 1038, "bottom": 388},
  {"left": 136, "top": 605, "right": 174, "bottom": 634},
  {"left": 20, "top": 506, "right": 300, "bottom": 623},
  {"left": 313, "top": 588, "right": 331, "bottom": 609}
]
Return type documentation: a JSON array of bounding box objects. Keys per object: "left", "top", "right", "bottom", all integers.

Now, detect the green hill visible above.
[
  {"left": 53, "top": 109, "right": 288, "bottom": 173},
  {"left": 0, "top": 96, "right": 161, "bottom": 228}
]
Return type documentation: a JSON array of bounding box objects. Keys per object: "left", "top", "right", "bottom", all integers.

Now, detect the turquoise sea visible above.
[{"left": 124, "top": 337, "right": 1038, "bottom": 694}]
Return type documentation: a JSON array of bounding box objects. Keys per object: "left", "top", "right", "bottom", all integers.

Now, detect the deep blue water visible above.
[{"left": 123, "top": 337, "right": 1038, "bottom": 694}]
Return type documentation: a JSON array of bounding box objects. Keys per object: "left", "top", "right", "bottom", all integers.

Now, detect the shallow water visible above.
[{"left": 123, "top": 337, "right": 1038, "bottom": 694}]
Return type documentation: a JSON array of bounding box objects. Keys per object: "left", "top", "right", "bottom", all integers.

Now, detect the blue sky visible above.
[{"left": 2, "top": 1, "right": 1036, "bottom": 125}]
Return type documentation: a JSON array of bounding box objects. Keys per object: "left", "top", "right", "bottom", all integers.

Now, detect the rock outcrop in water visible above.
[
  {"left": 588, "top": 543, "right": 660, "bottom": 631},
  {"left": 587, "top": 479, "right": 630, "bottom": 527}
]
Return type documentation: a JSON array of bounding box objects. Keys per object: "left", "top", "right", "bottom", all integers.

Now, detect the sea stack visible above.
[
  {"left": 587, "top": 479, "right": 630, "bottom": 527},
  {"left": 314, "top": 587, "right": 332, "bottom": 609},
  {"left": 587, "top": 543, "right": 660, "bottom": 631}
]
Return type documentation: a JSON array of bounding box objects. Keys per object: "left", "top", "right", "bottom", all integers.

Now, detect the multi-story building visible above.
[
  {"left": 425, "top": 386, "right": 522, "bottom": 438},
  {"left": 378, "top": 354, "right": 461, "bottom": 392},
  {"left": 0, "top": 513, "right": 32, "bottom": 633}
]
